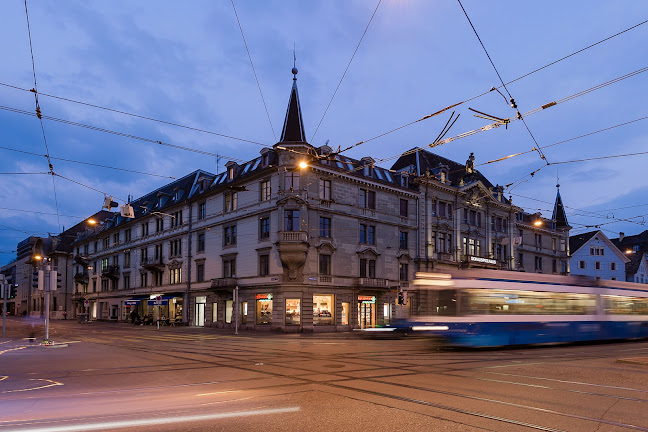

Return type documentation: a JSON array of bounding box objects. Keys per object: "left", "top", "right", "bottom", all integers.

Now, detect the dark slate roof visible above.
[
  {"left": 552, "top": 189, "right": 569, "bottom": 229},
  {"left": 625, "top": 252, "right": 644, "bottom": 276},
  {"left": 611, "top": 230, "right": 648, "bottom": 253},
  {"left": 280, "top": 74, "right": 306, "bottom": 143},
  {"left": 53, "top": 210, "right": 113, "bottom": 252},
  {"left": 569, "top": 230, "right": 599, "bottom": 254}
]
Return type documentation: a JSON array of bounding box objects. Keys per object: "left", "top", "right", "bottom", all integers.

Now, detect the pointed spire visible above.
[
  {"left": 279, "top": 67, "right": 307, "bottom": 143},
  {"left": 552, "top": 183, "right": 570, "bottom": 229}
]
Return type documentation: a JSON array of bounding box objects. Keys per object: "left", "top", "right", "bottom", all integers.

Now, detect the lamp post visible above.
[{"left": 33, "top": 255, "right": 53, "bottom": 344}]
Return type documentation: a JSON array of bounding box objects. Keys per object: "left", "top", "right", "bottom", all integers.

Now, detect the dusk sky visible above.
[{"left": 1, "top": 0, "right": 647, "bottom": 264}]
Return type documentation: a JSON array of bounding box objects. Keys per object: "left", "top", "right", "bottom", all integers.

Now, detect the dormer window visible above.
[
  {"left": 400, "top": 173, "right": 409, "bottom": 188},
  {"left": 225, "top": 161, "right": 238, "bottom": 181},
  {"left": 228, "top": 166, "right": 234, "bottom": 180},
  {"left": 361, "top": 157, "right": 375, "bottom": 177}
]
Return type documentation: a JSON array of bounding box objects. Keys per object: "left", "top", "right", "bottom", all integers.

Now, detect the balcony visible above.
[
  {"left": 211, "top": 278, "right": 237, "bottom": 289},
  {"left": 141, "top": 257, "right": 165, "bottom": 271},
  {"left": 73, "top": 271, "right": 89, "bottom": 284},
  {"left": 74, "top": 254, "right": 89, "bottom": 266},
  {"left": 356, "top": 278, "right": 389, "bottom": 288},
  {"left": 102, "top": 265, "right": 120, "bottom": 279},
  {"left": 275, "top": 231, "right": 309, "bottom": 281}
]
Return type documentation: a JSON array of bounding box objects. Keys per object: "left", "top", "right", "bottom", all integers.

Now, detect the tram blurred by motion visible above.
[{"left": 394, "top": 270, "right": 648, "bottom": 347}]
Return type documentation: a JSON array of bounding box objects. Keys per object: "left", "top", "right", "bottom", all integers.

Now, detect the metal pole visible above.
[
  {"left": 1, "top": 276, "right": 6, "bottom": 338},
  {"left": 45, "top": 263, "right": 51, "bottom": 342},
  {"left": 234, "top": 285, "right": 238, "bottom": 335}
]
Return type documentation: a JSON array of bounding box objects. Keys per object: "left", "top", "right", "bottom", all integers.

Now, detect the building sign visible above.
[
  {"left": 358, "top": 295, "right": 376, "bottom": 304},
  {"left": 124, "top": 300, "right": 140, "bottom": 306},
  {"left": 256, "top": 293, "right": 273, "bottom": 301},
  {"left": 469, "top": 256, "right": 497, "bottom": 265}
]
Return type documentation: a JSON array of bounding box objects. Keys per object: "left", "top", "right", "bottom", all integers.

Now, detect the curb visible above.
[{"left": 616, "top": 358, "right": 648, "bottom": 366}]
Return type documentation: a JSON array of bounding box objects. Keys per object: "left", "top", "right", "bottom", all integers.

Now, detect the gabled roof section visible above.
[
  {"left": 552, "top": 187, "right": 570, "bottom": 229},
  {"left": 280, "top": 68, "right": 306, "bottom": 143},
  {"left": 625, "top": 252, "right": 646, "bottom": 276},
  {"left": 569, "top": 230, "right": 630, "bottom": 262},
  {"left": 569, "top": 231, "right": 598, "bottom": 255}
]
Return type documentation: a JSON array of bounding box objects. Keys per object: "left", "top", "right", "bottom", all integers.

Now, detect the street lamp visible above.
[{"left": 298, "top": 161, "right": 308, "bottom": 169}]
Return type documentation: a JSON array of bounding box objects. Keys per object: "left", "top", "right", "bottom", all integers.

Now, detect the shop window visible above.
[
  {"left": 383, "top": 303, "right": 392, "bottom": 326},
  {"left": 256, "top": 294, "right": 272, "bottom": 324},
  {"left": 242, "top": 302, "right": 247, "bottom": 324},
  {"left": 225, "top": 300, "right": 233, "bottom": 324},
  {"left": 313, "top": 294, "right": 333, "bottom": 325},
  {"left": 212, "top": 302, "right": 218, "bottom": 323},
  {"left": 286, "top": 299, "right": 301, "bottom": 325},
  {"left": 341, "top": 302, "right": 349, "bottom": 325}
]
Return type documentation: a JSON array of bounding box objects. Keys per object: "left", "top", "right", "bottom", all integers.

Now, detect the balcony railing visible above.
[
  {"left": 356, "top": 277, "right": 389, "bottom": 287},
  {"left": 141, "top": 257, "right": 165, "bottom": 271},
  {"left": 102, "top": 265, "right": 120, "bottom": 279},
  {"left": 278, "top": 231, "right": 308, "bottom": 242},
  {"left": 73, "top": 271, "right": 89, "bottom": 284}
]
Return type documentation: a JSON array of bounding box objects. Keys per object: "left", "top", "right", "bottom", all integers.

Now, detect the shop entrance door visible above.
[
  {"left": 358, "top": 302, "right": 375, "bottom": 328},
  {"left": 194, "top": 296, "right": 206, "bottom": 327}
]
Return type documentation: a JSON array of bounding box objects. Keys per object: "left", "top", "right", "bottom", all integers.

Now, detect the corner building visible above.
[{"left": 70, "top": 69, "right": 571, "bottom": 330}]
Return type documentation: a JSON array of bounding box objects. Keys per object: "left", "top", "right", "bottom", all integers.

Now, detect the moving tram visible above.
[{"left": 397, "top": 270, "right": 648, "bottom": 347}]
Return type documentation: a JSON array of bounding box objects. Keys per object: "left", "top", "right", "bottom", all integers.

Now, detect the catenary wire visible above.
[
  {"left": 24, "top": 0, "right": 62, "bottom": 231},
  {"left": 0, "top": 145, "right": 176, "bottom": 179},
  {"left": 311, "top": 0, "right": 382, "bottom": 142},
  {"left": 0, "top": 105, "right": 246, "bottom": 162},
  {"left": 457, "top": 0, "right": 549, "bottom": 164},
  {"left": 230, "top": 0, "right": 276, "bottom": 142},
  {"left": 0, "top": 206, "right": 85, "bottom": 219}
]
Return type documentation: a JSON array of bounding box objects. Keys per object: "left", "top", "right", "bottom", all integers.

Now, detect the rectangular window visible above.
[
  {"left": 224, "top": 193, "right": 238, "bottom": 212},
  {"left": 400, "top": 199, "right": 408, "bottom": 217},
  {"left": 319, "top": 179, "right": 331, "bottom": 200},
  {"left": 611, "top": 262, "right": 616, "bottom": 271},
  {"left": 156, "top": 218, "right": 164, "bottom": 233},
  {"left": 399, "top": 263, "right": 408, "bottom": 281},
  {"left": 196, "top": 263, "right": 205, "bottom": 282},
  {"left": 154, "top": 244, "right": 162, "bottom": 260},
  {"left": 535, "top": 256, "right": 543, "bottom": 271},
  {"left": 552, "top": 259, "right": 557, "bottom": 273},
  {"left": 259, "top": 254, "right": 269, "bottom": 276},
  {"left": 319, "top": 254, "right": 331, "bottom": 276},
  {"left": 242, "top": 302, "right": 247, "bottom": 324},
  {"left": 319, "top": 217, "right": 331, "bottom": 238},
  {"left": 113, "top": 233, "right": 120, "bottom": 245},
  {"left": 552, "top": 238, "right": 557, "bottom": 252},
  {"left": 518, "top": 252, "right": 524, "bottom": 269},
  {"left": 284, "top": 210, "right": 299, "bottom": 231},
  {"left": 595, "top": 261, "right": 601, "bottom": 270},
  {"left": 590, "top": 247, "right": 595, "bottom": 255},
  {"left": 341, "top": 302, "right": 349, "bottom": 325},
  {"left": 101, "top": 258, "right": 109, "bottom": 271},
  {"left": 154, "top": 270, "right": 163, "bottom": 286},
  {"left": 141, "top": 223, "right": 149, "bottom": 237},
  {"left": 212, "top": 302, "right": 218, "bottom": 323},
  {"left": 360, "top": 224, "right": 367, "bottom": 244},
  {"left": 198, "top": 202, "right": 206, "bottom": 220},
  {"left": 579, "top": 260, "right": 586, "bottom": 269},
  {"left": 286, "top": 299, "right": 301, "bottom": 325},
  {"left": 399, "top": 231, "right": 408, "bottom": 250},
  {"left": 140, "top": 272, "right": 148, "bottom": 288},
  {"left": 313, "top": 294, "right": 334, "bottom": 325},
  {"left": 197, "top": 232, "right": 205, "bottom": 252},
  {"left": 140, "top": 247, "right": 148, "bottom": 262},
  {"left": 360, "top": 189, "right": 376, "bottom": 209},
  {"left": 101, "top": 279, "right": 109, "bottom": 292},
  {"left": 259, "top": 216, "right": 270, "bottom": 239},
  {"left": 169, "top": 238, "right": 182, "bottom": 257},
  {"left": 124, "top": 229, "right": 131, "bottom": 243},
  {"left": 368, "top": 225, "right": 376, "bottom": 245},
  {"left": 359, "top": 259, "right": 376, "bottom": 278},
  {"left": 123, "top": 274, "right": 130, "bottom": 290},
  {"left": 124, "top": 252, "right": 131, "bottom": 268},
  {"left": 226, "top": 300, "right": 233, "bottom": 323},
  {"left": 223, "top": 258, "right": 236, "bottom": 278},
  {"left": 169, "top": 268, "right": 181, "bottom": 284},
  {"left": 256, "top": 295, "right": 272, "bottom": 324},
  {"left": 171, "top": 210, "right": 183, "bottom": 227},
  {"left": 535, "top": 234, "right": 542, "bottom": 249},
  {"left": 285, "top": 171, "right": 300, "bottom": 191},
  {"left": 260, "top": 180, "right": 271, "bottom": 201},
  {"left": 223, "top": 225, "right": 237, "bottom": 246},
  {"left": 103, "top": 238, "right": 109, "bottom": 249}
]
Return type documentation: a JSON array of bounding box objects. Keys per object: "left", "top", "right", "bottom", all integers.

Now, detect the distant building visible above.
[
  {"left": 611, "top": 230, "right": 648, "bottom": 255},
  {"left": 624, "top": 252, "right": 648, "bottom": 284},
  {"left": 569, "top": 230, "right": 629, "bottom": 281}
]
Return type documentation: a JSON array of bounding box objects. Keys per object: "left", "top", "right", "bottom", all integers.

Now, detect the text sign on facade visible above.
[
  {"left": 256, "top": 293, "right": 272, "bottom": 301},
  {"left": 358, "top": 295, "right": 376, "bottom": 304},
  {"left": 469, "top": 256, "right": 497, "bottom": 265}
]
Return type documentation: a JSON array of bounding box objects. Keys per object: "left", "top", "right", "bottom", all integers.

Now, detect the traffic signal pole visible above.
[
  {"left": 1, "top": 275, "right": 6, "bottom": 338},
  {"left": 44, "top": 263, "right": 51, "bottom": 342}
]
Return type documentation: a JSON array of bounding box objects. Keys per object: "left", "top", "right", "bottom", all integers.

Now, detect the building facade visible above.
[{"left": 569, "top": 230, "right": 629, "bottom": 281}]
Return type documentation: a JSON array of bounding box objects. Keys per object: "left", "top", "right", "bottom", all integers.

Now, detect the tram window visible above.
[
  {"left": 603, "top": 295, "right": 648, "bottom": 315},
  {"left": 460, "top": 289, "right": 596, "bottom": 315},
  {"left": 437, "top": 290, "right": 457, "bottom": 316}
]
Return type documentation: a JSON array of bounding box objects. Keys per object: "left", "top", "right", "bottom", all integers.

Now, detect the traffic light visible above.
[
  {"left": 32, "top": 270, "right": 44, "bottom": 291},
  {"left": 9, "top": 284, "right": 17, "bottom": 299},
  {"left": 398, "top": 290, "right": 404, "bottom": 305},
  {"left": 50, "top": 270, "right": 61, "bottom": 291}
]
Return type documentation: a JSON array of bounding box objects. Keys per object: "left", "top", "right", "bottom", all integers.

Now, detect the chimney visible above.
[{"left": 620, "top": 232, "right": 625, "bottom": 241}]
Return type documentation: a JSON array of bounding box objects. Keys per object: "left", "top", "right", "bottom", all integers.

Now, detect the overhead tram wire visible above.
[
  {"left": 0, "top": 104, "right": 246, "bottom": 163},
  {"left": 311, "top": 0, "right": 382, "bottom": 143},
  {"left": 53, "top": 173, "right": 127, "bottom": 203},
  {"left": 0, "top": 144, "right": 176, "bottom": 179},
  {"left": 24, "top": 0, "right": 62, "bottom": 231},
  {"left": 230, "top": 0, "right": 276, "bottom": 142},
  {"left": 335, "top": 15, "right": 648, "bottom": 157},
  {"left": 0, "top": 206, "right": 85, "bottom": 219},
  {"left": 0, "top": 82, "right": 268, "bottom": 147},
  {"left": 457, "top": 0, "right": 548, "bottom": 164}
]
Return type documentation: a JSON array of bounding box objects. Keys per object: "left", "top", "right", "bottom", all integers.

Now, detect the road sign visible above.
[
  {"left": 155, "top": 296, "right": 162, "bottom": 305},
  {"left": 84, "top": 300, "right": 89, "bottom": 307},
  {"left": 84, "top": 295, "right": 89, "bottom": 300}
]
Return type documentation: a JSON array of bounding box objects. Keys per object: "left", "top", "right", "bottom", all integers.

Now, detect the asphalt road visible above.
[{"left": 1, "top": 317, "right": 647, "bottom": 432}]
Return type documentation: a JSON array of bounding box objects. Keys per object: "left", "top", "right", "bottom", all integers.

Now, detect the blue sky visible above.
[{"left": 1, "top": 0, "right": 647, "bottom": 264}]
